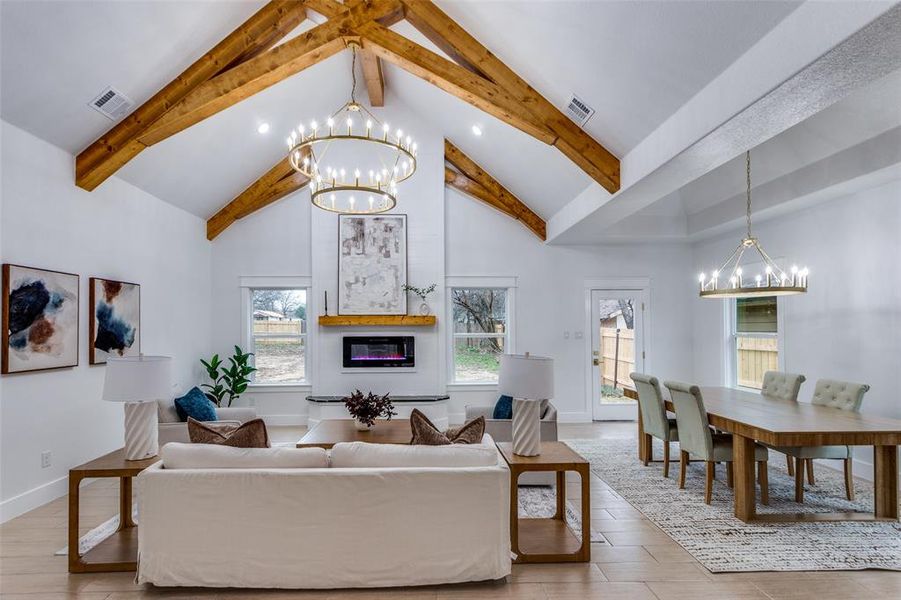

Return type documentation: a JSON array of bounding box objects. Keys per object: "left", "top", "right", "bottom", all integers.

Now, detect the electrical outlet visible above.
[{"left": 41, "top": 451, "right": 52, "bottom": 469}]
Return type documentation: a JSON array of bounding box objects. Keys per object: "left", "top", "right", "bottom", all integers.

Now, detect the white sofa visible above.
[
  {"left": 156, "top": 399, "right": 257, "bottom": 446},
  {"left": 136, "top": 435, "right": 511, "bottom": 589}
]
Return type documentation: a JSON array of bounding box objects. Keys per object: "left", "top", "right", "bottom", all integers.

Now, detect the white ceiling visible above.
[
  {"left": 0, "top": 0, "right": 804, "bottom": 222},
  {"left": 611, "top": 67, "right": 901, "bottom": 240}
]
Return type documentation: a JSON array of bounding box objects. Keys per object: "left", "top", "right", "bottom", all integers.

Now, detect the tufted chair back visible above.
[
  {"left": 630, "top": 373, "right": 670, "bottom": 441},
  {"left": 811, "top": 379, "right": 869, "bottom": 412},
  {"left": 664, "top": 381, "right": 713, "bottom": 461},
  {"left": 761, "top": 371, "right": 806, "bottom": 403}
]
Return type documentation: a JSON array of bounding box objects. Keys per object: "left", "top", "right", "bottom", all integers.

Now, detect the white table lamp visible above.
[
  {"left": 103, "top": 355, "right": 172, "bottom": 461},
  {"left": 499, "top": 353, "right": 554, "bottom": 456}
]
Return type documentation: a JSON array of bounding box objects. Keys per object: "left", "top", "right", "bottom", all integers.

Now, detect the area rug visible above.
[
  {"left": 566, "top": 438, "right": 901, "bottom": 572},
  {"left": 517, "top": 486, "right": 607, "bottom": 544},
  {"left": 58, "top": 489, "right": 604, "bottom": 556},
  {"left": 55, "top": 505, "right": 138, "bottom": 556}
]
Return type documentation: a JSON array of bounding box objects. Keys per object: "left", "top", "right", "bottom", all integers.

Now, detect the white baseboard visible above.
[
  {"left": 262, "top": 414, "right": 308, "bottom": 427},
  {"left": 0, "top": 475, "right": 68, "bottom": 524},
  {"left": 558, "top": 411, "right": 592, "bottom": 423}
]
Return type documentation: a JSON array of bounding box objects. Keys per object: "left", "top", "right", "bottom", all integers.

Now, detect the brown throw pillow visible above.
[
  {"left": 410, "top": 409, "right": 485, "bottom": 445},
  {"left": 188, "top": 417, "right": 270, "bottom": 448}
]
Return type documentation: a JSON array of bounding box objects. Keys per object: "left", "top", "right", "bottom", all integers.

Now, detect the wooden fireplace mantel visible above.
[{"left": 318, "top": 315, "right": 436, "bottom": 327}]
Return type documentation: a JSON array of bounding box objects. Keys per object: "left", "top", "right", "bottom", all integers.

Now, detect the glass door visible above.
[{"left": 590, "top": 289, "right": 645, "bottom": 421}]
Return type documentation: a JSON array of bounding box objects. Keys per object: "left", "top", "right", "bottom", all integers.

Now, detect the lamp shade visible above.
[
  {"left": 102, "top": 355, "right": 172, "bottom": 403},
  {"left": 498, "top": 354, "right": 554, "bottom": 399}
]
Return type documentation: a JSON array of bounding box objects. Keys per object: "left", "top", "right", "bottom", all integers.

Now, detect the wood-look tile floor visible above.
[{"left": 2, "top": 423, "right": 899, "bottom": 599}]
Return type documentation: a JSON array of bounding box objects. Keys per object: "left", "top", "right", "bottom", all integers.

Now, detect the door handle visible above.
[{"left": 593, "top": 358, "right": 601, "bottom": 366}]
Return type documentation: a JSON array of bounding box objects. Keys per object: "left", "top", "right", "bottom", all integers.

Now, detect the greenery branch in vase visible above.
[
  {"left": 403, "top": 283, "right": 437, "bottom": 316},
  {"left": 200, "top": 346, "right": 256, "bottom": 407},
  {"left": 343, "top": 390, "right": 397, "bottom": 431}
]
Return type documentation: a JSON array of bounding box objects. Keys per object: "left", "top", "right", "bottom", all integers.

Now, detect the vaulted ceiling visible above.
[{"left": 2, "top": 0, "right": 898, "bottom": 244}]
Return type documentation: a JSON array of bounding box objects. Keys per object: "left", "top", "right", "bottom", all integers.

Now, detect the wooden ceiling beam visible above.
[
  {"left": 357, "top": 22, "right": 554, "bottom": 143},
  {"left": 206, "top": 156, "right": 309, "bottom": 240},
  {"left": 444, "top": 139, "right": 545, "bottom": 240},
  {"left": 359, "top": 48, "right": 386, "bottom": 107},
  {"left": 403, "top": 0, "right": 620, "bottom": 194},
  {"left": 139, "top": 0, "right": 403, "bottom": 147},
  {"left": 75, "top": 0, "right": 307, "bottom": 191}
]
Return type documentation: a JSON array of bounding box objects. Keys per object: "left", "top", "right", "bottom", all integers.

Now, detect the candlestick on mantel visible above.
[{"left": 324, "top": 291, "right": 328, "bottom": 316}]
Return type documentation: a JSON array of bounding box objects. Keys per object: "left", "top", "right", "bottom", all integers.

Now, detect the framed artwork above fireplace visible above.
[{"left": 338, "top": 214, "right": 407, "bottom": 315}]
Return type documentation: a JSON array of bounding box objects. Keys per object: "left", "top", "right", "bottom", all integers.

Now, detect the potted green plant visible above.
[
  {"left": 403, "top": 283, "right": 437, "bottom": 315},
  {"left": 200, "top": 346, "right": 256, "bottom": 407},
  {"left": 343, "top": 390, "right": 397, "bottom": 431}
]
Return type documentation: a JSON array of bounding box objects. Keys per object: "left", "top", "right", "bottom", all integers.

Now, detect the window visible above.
[
  {"left": 732, "top": 296, "right": 779, "bottom": 389},
  {"left": 450, "top": 287, "right": 511, "bottom": 383},
  {"left": 249, "top": 288, "right": 308, "bottom": 384}
]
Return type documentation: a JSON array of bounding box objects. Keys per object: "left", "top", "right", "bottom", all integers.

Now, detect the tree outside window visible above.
[{"left": 451, "top": 288, "right": 508, "bottom": 382}]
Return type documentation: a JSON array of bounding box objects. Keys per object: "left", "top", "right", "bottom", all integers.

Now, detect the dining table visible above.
[{"left": 636, "top": 386, "right": 901, "bottom": 523}]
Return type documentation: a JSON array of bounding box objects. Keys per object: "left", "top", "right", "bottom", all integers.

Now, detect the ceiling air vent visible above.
[
  {"left": 563, "top": 94, "right": 595, "bottom": 127},
  {"left": 88, "top": 86, "right": 133, "bottom": 121}
]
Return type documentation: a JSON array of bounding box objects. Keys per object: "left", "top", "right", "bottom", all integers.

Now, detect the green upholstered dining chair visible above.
[
  {"left": 759, "top": 371, "right": 807, "bottom": 477},
  {"left": 773, "top": 379, "right": 869, "bottom": 502},
  {"left": 664, "top": 381, "right": 769, "bottom": 505},
  {"left": 630, "top": 373, "right": 678, "bottom": 478}
]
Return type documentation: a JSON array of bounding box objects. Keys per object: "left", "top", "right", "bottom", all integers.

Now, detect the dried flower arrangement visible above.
[{"left": 343, "top": 390, "right": 397, "bottom": 427}]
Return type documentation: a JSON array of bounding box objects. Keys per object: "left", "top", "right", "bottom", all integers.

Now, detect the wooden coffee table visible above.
[
  {"left": 69, "top": 448, "right": 159, "bottom": 573},
  {"left": 497, "top": 442, "right": 591, "bottom": 563},
  {"left": 296, "top": 419, "right": 412, "bottom": 449}
]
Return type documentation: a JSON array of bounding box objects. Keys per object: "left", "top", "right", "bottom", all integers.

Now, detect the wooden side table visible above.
[
  {"left": 496, "top": 442, "right": 591, "bottom": 563},
  {"left": 68, "top": 448, "right": 159, "bottom": 573}
]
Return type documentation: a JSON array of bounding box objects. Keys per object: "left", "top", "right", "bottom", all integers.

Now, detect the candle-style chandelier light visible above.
[
  {"left": 286, "top": 41, "right": 417, "bottom": 214},
  {"left": 698, "top": 151, "right": 808, "bottom": 299}
]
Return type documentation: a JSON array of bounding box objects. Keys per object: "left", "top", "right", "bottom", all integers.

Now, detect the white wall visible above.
[
  {"left": 0, "top": 121, "right": 211, "bottom": 521},
  {"left": 210, "top": 109, "right": 446, "bottom": 423},
  {"left": 446, "top": 189, "right": 695, "bottom": 422},
  {"left": 691, "top": 178, "right": 901, "bottom": 476}
]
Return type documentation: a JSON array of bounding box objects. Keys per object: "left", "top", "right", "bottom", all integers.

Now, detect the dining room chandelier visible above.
[
  {"left": 286, "top": 41, "right": 417, "bottom": 214},
  {"left": 698, "top": 151, "right": 808, "bottom": 299}
]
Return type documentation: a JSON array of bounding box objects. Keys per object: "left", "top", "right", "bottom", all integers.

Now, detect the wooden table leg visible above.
[
  {"left": 67, "top": 473, "right": 83, "bottom": 573},
  {"left": 637, "top": 410, "right": 647, "bottom": 462},
  {"left": 874, "top": 445, "right": 899, "bottom": 520},
  {"left": 732, "top": 434, "right": 757, "bottom": 522},
  {"left": 119, "top": 477, "right": 135, "bottom": 529},
  {"left": 555, "top": 471, "right": 566, "bottom": 520},
  {"left": 578, "top": 464, "right": 591, "bottom": 562},
  {"left": 510, "top": 466, "right": 521, "bottom": 557}
]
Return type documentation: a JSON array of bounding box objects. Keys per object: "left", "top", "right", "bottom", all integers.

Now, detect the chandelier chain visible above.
[
  {"left": 350, "top": 44, "right": 357, "bottom": 105},
  {"left": 746, "top": 150, "right": 752, "bottom": 239}
]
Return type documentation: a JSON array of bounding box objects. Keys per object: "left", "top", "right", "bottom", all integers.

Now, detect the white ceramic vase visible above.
[
  {"left": 354, "top": 419, "right": 372, "bottom": 431},
  {"left": 511, "top": 398, "right": 541, "bottom": 456},
  {"left": 123, "top": 401, "right": 159, "bottom": 460}
]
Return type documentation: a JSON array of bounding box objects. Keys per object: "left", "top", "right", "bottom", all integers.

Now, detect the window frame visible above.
[
  {"left": 240, "top": 276, "right": 313, "bottom": 389},
  {"left": 445, "top": 276, "right": 516, "bottom": 387},
  {"left": 726, "top": 295, "right": 785, "bottom": 391}
]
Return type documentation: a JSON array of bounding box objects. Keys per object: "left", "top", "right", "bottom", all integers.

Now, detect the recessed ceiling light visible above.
[
  {"left": 471, "top": 125, "right": 482, "bottom": 137},
  {"left": 257, "top": 122, "right": 270, "bottom": 134}
]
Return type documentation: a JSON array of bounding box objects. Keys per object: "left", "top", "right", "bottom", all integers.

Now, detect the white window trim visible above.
[
  {"left": 725, "top": 296, "right": 785, "bottom": 391},
  {"left": 445, "top": 276, "right": 517, "bottom": 387},
  {"left": 241, "top": 276, "right": 314, "bottom": 388}
]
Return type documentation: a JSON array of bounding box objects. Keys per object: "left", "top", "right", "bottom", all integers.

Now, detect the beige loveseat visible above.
[
  {"left": 137, "top": 436, "right": 511, "bottom": 589},
  {"left": 156, "top": 399, "right": 257, "bottom": 446}
]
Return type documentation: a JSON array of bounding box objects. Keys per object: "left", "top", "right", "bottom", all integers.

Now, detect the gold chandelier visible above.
[
  {"left": 286, "top": 42, "right": 417, "bottom": 214},
  {"left": 698, "top": 151, "right": 808, "bottom": 299}
]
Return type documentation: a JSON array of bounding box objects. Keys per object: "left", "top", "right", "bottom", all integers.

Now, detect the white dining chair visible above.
[{"left": 759, "top": 371, "right": 806, "bottom": 476}]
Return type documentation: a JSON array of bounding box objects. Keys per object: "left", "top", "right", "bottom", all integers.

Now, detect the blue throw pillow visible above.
[
  {"left": 493, "top": 395, "right": 513, "bottom": 420},
  {"left": 174, "top": 387, "right": 218, "bottom": 423}
]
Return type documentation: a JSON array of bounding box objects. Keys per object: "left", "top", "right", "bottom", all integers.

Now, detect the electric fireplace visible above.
[{"left": 343, "top": 336, "right": 415, "bottom": 368}]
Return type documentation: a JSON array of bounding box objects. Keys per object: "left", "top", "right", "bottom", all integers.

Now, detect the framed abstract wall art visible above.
[
  {"left": 338, "top": 214, "right": 407, "bottom": 315},
  {"left": 89, "top": 277, "right": 140, "bottom": 364},
  {"left": 2, "top": 264, "right": 80, "bottom": 374}
]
